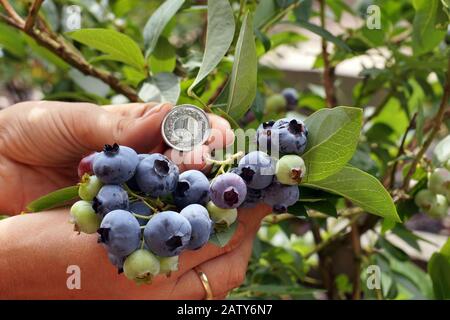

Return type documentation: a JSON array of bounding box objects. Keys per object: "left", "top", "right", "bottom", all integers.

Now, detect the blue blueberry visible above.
[
  {"left": 134, "top": 153, "right": 179, "bottom": 198},
  {"left": 108, "top": 252, "right": 125, "bottom": 274},
  {"left": 129, "top": 201, "right": 152, "bottom": 226},
  {"left": 263, "top": 181, "right": 299, "bottom": 213},
  {"left": 180, "top": 204, "right": 213, "bottom": 250},
  {"left": 256, "top": 120, "right": 275, "bottom": 153},
  {"left": 173, "top": 170, "right": 210, "bottom": 209},
  {"left": 240, "top": 188, "right": 264, "bottom": 208},
  {"left": 236, "top": 151, "right": 274, "bottom": 189},
  {"left": 98, "top": 209, "right": 141, "bottom": 257},
  {"left": 143, "top": 211, "right": 192, "bottom": 257},
  {"left": 282, "top": 88, "right": 299, "bottom": 107},
  {"left": 93, "top": 144, "right": 139, "bottom": 184},
  {"left": 272, "top": 118, "right": 308, "bottom": 155},
  {"left": 93, "top": 185, "right": 129, "bottom": 217},
  {"left": 210, "top": 172, "right": 247, "bottom": 209}
]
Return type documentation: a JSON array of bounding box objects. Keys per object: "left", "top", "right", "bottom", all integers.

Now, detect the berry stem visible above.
[
  {"left": 206, "top": 151, "right": 244, "bottom": 166},
  {"left": 132, "top": 213, "right": 153, "bottom": 220},
  {"left": 123, "top": 185, "right": 158, "bottom": 212}
]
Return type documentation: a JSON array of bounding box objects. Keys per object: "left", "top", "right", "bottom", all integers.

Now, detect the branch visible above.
[
  {"left": 24, "top": 0, "right": 44, "bottom": 32},
  {"left": 384, "top": 112, "right": 417, "bottom": 188},
  {"left": 0, "top": 0, "right": 24, "bottom": 26},
  {"left": 350, "top": 221, "right": 361, "bottom": 300},
  {"left": 402, "top": 59, "right": 450, "bottom": 191},
  {"left": 319, "top": 0, "right": 337, "bottom": 108},
  {"left": 0, "top": 0, "right": 139, "bottom": 101}
]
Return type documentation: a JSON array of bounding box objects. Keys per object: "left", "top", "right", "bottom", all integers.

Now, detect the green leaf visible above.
[
  {"left": 26, "top": 186, "right": 79, "bottom": 212},
  {"left": 303, "top": 106, "right": 362, "bottom": 182},
  {"left": 254, "top": 0, "right": 276, "bottom": 28},
  {"left": 303, "top": 166, "right": 400, "bottom": 221},
  {"left": 282, "top": 21, "right": 351, "bottom": 52},
  {"left": 150, "top": 37, "right": 176, "bottom": 74},
  {"left": 67, "top": 28, "right": 145, "bottom": 70},
  {"left": 428, "top": 253, "right": 450, "bottom": 299},
  {"left": 188, "top": 0, "right": 235, "bottom": 94},
  {"left": 138, "top": 73, "right": 180, "bottom": 104},
  {"left": 209, "top": 221, "right": 237, "bottom": 247},
  {"left": 0, "top": 24, "right": 26, "bottom": 58},
  {"left": 305, "top": 201, "right": 337, "bottom": 217},
  {"left": 143, "top": 0, "right": 185, "bottom": 57},
  {"left": 226, "top": 12, "right": 257, "bottom": 120},
  {"left": 412, "top": 0, "right": 447, "bottom": 55}
]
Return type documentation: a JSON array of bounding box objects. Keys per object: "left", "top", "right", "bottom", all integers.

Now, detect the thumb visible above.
[{"left": 76, "top": 102, "right": 172, "bottom": 155}]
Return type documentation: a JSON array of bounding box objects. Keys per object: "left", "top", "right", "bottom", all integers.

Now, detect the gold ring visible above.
[{"left": 194, "top": 267, "right": 213, "bottom": 300}]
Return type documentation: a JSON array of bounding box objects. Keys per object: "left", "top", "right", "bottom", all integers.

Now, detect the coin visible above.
[{"left": 161, "top": 104, "right": 210, "bottom": 151}]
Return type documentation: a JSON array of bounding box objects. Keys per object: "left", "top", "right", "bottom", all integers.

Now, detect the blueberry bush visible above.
[{"left": 0, "top": 0, "right": 449, "bottom": 299}]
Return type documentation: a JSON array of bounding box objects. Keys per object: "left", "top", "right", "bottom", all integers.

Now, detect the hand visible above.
[{"left": 0, "top": 100, "right": 271, "bottom": 299}]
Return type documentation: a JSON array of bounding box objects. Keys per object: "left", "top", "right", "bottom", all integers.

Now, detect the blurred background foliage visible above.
[{"left": 1, "top": 0, "right": 449, "bottom": 300}]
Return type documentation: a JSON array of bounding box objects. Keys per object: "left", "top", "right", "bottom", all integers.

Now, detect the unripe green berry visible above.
[
  {"left": 445, "top": 159, "right": 450, "bottom": 171},
  {"left": 207, "top": 201, "right": 237, "bottom": 229},
  {"left": 158, "top": 256, "right": 179, "bottom": 276},
  {"left": 78, "top": 174, "right": 102, "bottom": 201},
  {"left": 414, "top": 189, "right": 436, "bottom": 210},
  {"left": 275, "top": 155, "right": 306, "bottom": 185},
  {"left": 70, "top": 200, "right": 101, "bottom": 234},
  {"left": 265, "top": 94, "right": 286, "bottom": 113},
  {"left": 123, "top": 249, "right": 160, "bottom": 285},
  {"left": 428, "top": 168, "right": 450, "bottom": 196},
  {"left": 427, "top": 194, "right": 449, "bottom": 219}
]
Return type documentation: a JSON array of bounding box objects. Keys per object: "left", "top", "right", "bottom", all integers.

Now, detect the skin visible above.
[{"left": 0, "top": 101, "right": 271, "bottom": 299}]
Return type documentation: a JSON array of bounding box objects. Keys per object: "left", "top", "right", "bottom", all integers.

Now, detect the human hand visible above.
[{"left": 0, "top": 100, "right": 271, "bottom": 299}]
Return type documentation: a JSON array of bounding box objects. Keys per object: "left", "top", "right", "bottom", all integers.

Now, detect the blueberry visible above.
[
  {"left": 180, "top": 204, "right": 213, "bottom": 250},
  {"left": 78, "top": 174, "right": 102, "bottom": 201},
  {"left": 70, "top": 200, "right": 101, "bottom": 234},
  {"left": 256, "top": 120, "right": 275, "bottom": 153},
  {"left": 143, "top": 211, "right": 192, "bottom": 257},
  {"left": 427, "top": 168, "right": 450, "bottom": 198},
  {"left": 129, "top": 201, "right": 152, "bottom": 226},
  {"left": 236, "top": 151, "right": 274, "bottom": 189},
  {"left": 123, "top": 249, "right": 160, "bottom": 284},
  {"left": 275, "top": 155, "right": 306, "bottom": 185},
  {"left": 210, "top": 172, "right": 247, "bottom": 209},
  {"left": 173, "top": 170, "right": 210, "bottom": 209},
  {"left": 93, "top": 144, "right": 139, "bottom": 184},
  {"left": 282, "top": 88, "right": 299, "bottom": 107},
  {"left": 93, "top": 185, "right": 129, "bottom": 217},
  {"left": 134, "top": 153, "right": 179, "bottom": 198},
  {"left": 240, "top": 188, "right": 264, "bottom": 208},
  {"left": 263, "top": 181, "right": 299, "bottom": 213},
  {"left": 98, "top": 210, "right": 141, "bottom": 257},
  {"left": 108, "top": 252, "right": 125, "bottom": 274},
  {"left": 158, "top": 256, "right": 179, "bottom": 276},
  {"left": 207, "top": 201, "right": 237, "bottom": 228},
  {"left": 272, "top": 118, "right": 308, "bottom": 155}
]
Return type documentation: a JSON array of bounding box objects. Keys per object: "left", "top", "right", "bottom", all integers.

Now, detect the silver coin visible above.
[{"left": 161, "top": 104, "right": 210, "bottom": 151}]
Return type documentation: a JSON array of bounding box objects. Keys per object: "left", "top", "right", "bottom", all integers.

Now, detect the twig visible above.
[
  {"left": 310, "top": 220, "right": 335, "bottom": 299},
  {"left": 24, "top": 0, "right": 44, "bottom": 31},
  {"left": 260, "top": 0, "right": 303, "bottom": 33},
  {"left": 384, "top": 113, "right": 417, "bottom": 188},
  {"left": 319, "top": 0, "right": 337, "bottom": 108},
  {"left": 0, "top": 0, "right": 139, "bottom": 101},
  {"left": 350, "top": 221, "right": 361, "bottom": 300},
  {"left": 0, "top": 0, "right": 24, "bottom": 26},
  {"left": 402, "top": 59, "right": 450, "bottom": 191}
]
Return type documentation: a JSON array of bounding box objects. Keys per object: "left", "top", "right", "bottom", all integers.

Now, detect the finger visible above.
[
  {"left": 102, "top": 102, "right": 160, "bottom": 118},
  {"left": 67, "top": 102, "right": 172, "bottom": 157},
  {"left": 157, "top": 203, "right": 271, "bottom": 282},
  {"left": 205, "top": 114, "right": 235, "bottom": 151},
  {"left": 172, "top": 234, "right": 254, "bottom": 299},
  {"left": 164, "top": 145, "right": 212, "bottom": 173}
]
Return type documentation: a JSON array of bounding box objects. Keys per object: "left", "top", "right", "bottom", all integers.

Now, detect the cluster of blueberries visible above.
[{"left": 70, "top": 116, "right": 309, "bottom": 284}]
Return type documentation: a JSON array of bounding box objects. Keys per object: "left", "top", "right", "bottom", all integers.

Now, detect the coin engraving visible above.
[{"left": 161, "top": 104, "right": 210, "bottom": 151}]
